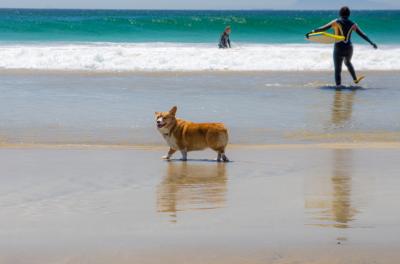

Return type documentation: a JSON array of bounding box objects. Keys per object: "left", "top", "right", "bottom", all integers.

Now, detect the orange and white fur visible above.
[{"left": 155, "top": 106, "right": 229, "bottom": 162}]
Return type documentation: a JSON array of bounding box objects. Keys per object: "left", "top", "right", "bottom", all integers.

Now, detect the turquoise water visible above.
[{"left": 0, "top": 9, "right": 399, "bottom": 43}]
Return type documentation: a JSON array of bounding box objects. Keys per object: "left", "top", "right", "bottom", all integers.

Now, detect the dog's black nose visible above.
[{"left": 157, "top": 120, "right": 161, "bottom": 124}]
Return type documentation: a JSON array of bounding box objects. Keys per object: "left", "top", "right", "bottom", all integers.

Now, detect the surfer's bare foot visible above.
[{"left": 354, "top": 76, "right": 365, "bottom": 84}]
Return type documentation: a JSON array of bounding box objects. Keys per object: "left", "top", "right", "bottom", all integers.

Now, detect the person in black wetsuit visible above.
[
  {"left": 219, "top": 26, "right": 231, "bottom": 49},
  {"left": 306, "top": 6, "right": 378, "bottom": 87}
]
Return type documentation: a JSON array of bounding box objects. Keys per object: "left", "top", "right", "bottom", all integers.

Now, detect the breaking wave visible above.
[{"left": 0, "top": 43, "right": 398, "bottom": 72}]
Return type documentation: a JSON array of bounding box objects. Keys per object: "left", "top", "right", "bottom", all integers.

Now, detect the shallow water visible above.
[{"left": 0, "top": 71, "right": 399, "bottom": 145}]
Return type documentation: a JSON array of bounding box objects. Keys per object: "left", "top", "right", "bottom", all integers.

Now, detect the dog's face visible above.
[{"left": 155, "top": 106, "right": 177, "bottom": 131}]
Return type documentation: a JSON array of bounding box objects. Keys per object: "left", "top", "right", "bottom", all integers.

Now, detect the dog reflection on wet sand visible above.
[{"left": 157, "top": 162, "right": 227, "bottom": 221}]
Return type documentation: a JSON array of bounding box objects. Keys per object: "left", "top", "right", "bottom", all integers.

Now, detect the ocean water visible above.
[
  {"left": 0, "top": 10, "right": 399, "bottom": 146},
  {"left": 1, "top": 9, "right": 399, "bottom": 43},
  {"left": 0, "top": 9, "right": 399, "bottom": 71}
]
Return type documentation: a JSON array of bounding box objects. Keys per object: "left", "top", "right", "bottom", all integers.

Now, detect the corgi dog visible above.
[{"left": 155, "top": 106, "right": 229, "bottom": 162}]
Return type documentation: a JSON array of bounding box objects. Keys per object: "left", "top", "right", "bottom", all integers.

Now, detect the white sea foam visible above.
[{"left": 0, "top": 42, "right": 399, "bottom": 72}]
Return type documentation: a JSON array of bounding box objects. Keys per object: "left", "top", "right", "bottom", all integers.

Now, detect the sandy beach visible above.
[
  {"left": 0, "top": 144, "right": 399, "bottom": 264},
  {"left": 0, "top": 6, "right": 399, "bottom": 264},
  {"left": 0, "top": 70, "right": 400, "bottom": 263}
]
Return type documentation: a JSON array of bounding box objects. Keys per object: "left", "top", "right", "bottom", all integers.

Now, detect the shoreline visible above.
[
  {"left": 0, "top": 68, "right": 399, "bottom": 76},
  {"left": 1, "top": 141, "right": 400, "bottom": 150}
]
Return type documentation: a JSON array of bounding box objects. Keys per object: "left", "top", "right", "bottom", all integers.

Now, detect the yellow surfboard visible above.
[{"left": 307, "top": 32, "right": 345, "bottom": 44}]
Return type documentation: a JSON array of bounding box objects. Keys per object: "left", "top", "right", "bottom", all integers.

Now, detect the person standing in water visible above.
[
  {"left": 219, "top": 26, "right": 231, "bottom": 49},
  {"left": 306, "top": 6, "right": 378, "bottom": 87}
]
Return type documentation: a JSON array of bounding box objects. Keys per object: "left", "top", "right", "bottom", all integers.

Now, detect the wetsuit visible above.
[
  {"left": 310, "top": 17, "right": 376, "bottom": 86},
  {"left": 219, "top": 32, "right": 231, "bottom": 48}
]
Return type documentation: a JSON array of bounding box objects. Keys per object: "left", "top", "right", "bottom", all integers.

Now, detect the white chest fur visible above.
[{"left": 162, "top": 133, "right": 179, "bottom": 150}]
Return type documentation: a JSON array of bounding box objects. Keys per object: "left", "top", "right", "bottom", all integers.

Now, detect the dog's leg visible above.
[
  {"left": 222, "top": 152, "right": 229, "bottom": 162},
  {"left": 180, "top": 150, "right": 187, "bottom": 161},
  {"left": 162, "top": 148, "right": 176, "bottom": 160},
  {"left": 222, "top": 154, "right": 229, "bottom": 162},
  {"left": 214, "top": 148, "right": 227, "bottom": 162},
  {"left": 216, "top": 152, "right": 222, "bottom": 162}
]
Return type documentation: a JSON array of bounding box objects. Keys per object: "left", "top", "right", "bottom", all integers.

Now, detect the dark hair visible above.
[{"left": 339, "top": 6, "right": 351, "bottom": 18}]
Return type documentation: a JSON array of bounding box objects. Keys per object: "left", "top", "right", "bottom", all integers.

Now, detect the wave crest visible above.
[{"left": 0, "top": 43, "right": 398, "bottom": 72}]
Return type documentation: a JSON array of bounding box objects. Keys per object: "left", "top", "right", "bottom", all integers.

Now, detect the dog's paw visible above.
[{"left": 162, "top": 155, "right": 170, "bottom": 160}]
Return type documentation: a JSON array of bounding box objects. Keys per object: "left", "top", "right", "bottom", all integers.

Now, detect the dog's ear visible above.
[
  {"left": 154, "top": 111, "right": 160, "bottom": 116},
  {"left": 169, "top": 106, "right": 177, "bottom": 116}
]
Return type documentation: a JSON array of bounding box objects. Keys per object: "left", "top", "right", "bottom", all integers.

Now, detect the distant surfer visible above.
[
  {"left": 219, "top": 26, "right": 231, "bottom": 49},
  {"left": 306, "top": 6, "right": 378, "bottom": 87}
]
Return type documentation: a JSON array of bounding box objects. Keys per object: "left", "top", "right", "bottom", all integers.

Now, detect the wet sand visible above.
[
  {"left": 1, "top": 70, "right": 399, "bottom": 263},
  {"left": 1, "top": 145, "right": 399, "bottom": 263}
]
